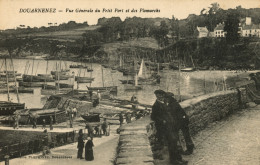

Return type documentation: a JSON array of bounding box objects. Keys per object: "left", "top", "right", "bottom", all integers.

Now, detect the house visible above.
[
  {"left": 241, "top": 24, "right": 260, "bottom": 37},
  {"left": 214, "top": 23, "right": 226, "bottom": 37},
  {"left": 240, "top": 17, "right": 260, "bottom": 37},
  {"left": 195, "top": 26, "right": 209, "bottom": 38}
]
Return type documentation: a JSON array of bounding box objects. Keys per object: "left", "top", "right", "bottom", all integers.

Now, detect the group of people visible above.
[
  {"left": 151, "top": 89, "right": 194, "bottom": 165},
  {"left": 85, "top": 118, "right": 110, "bottom": 138},
  {"left": 77, "top": 129, "right": 94, "bottom": 161}
]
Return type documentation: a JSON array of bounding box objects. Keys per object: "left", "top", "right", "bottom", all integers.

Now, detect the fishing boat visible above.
[
  {"left": 76, "top": 79, "right": 93, "bottom": 83},
  {"left": 0, "top": 73, "right": 21, "bottom": 77},
  {"left": 102, "top": 113, "right": 126, "bottom": 120},
  {"left": 50, "top": 70, "right": 69, "bottom": 76},
  {"left": 87, "top": 86, "right": 118, "bottom": 92},
  {"left": 0, "top": 87, "right": 34, "bottom": 94},
  {"left": 56, "top": 83, "right": 73, "bottom": 89},
  {"left": 19, "top": 81, "right": 44, "bottom": 87},
  {"left": 119, "top": 80, "right": 135, "bottom": 84},
  {"left": 42, "top": 84, "right": 57, "bottom": 90},
  {"left": 0, "top": 77, "right": 16, "bottom": 82},
  {"left": 124, "top": 74, "right": 142, "bottom": 90},
  {"left": 69, "top": 64, "right": 88, "bottom": 68},
  {"left": 87, "top": 68, "right": 93, "bottom": 72},
  {"left": 75, "top": 76, "right": 94, "bottom": 81},
  {"left": 0, "top": 101, "right": 25, "bottom": 116},
  {"left": 180, "top": 67, "right": 195, "bottom": 72},
  {"left": 81, "top": 113, "right": 101, "bottom": 122},
  {"left": 53, "top": 74, "right": 73, "bottom": 80},
  {"left": 23, "top": 74, "right": 55, "bottom": 82},
  {"left": 15, "top": 108, "right": 66, "bottom": 124}
]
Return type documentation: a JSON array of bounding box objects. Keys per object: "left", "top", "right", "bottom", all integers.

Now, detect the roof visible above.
[
  {"left": 242, "top": 24, "right": 260, "bottom": 30},
  {"left": 214, "top": 23, "right": 225, "bottom": 31},
  {"left": 197, "top": 26, "right": 208, "bottom": 33}
]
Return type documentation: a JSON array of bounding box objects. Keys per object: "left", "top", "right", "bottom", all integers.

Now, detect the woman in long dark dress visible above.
[{"left": 85, "top": 137, "right": 94, "bottom": 161}]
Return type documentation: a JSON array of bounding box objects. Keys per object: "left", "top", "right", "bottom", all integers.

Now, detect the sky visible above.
[{"left": 0, "top": 0, "right": 260, "bottom": 30}]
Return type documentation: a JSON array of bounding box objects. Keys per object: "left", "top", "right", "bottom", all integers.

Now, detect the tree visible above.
[{"left": 224, "top": 11, "right": 240, "bottom": 44}]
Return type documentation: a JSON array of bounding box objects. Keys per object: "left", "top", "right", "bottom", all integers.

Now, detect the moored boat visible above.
[
  {"left": 180, "top": 67, "right": 195, "bottom": 72},
  {"left": 15, "top": 108, "right": 66, "bottom": 124},
  {"left": 86, "top": 86, "right": 118, "bottom": 92},
  {"left": 81, "top": 113, "right": 101, "bottom": 122},
  {"left": 0, "top": 101, "right": 25, "bottom": 116},
  {"left": 56, "top": 83, "right": 73, "bottom": 88},
  {"left": 19, "top": 81, "right": 44, "bottom": 87},
  {"left": 75, "top": 76, "right": 94, "bottom": 81}
]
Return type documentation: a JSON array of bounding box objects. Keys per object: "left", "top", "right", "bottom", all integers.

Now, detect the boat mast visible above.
[
  {"left": 58, "top": 58, "right": 61, "bottom": 91},
  {"left": 9, "top": 55, "right": 20, "bottom": 103},
  {"left": 177, "top": 47, "right": 181, "bottom": 102},
  {"left": 31, "top": 58, "right": 34, "bottom": 82},
  {"left": 44, "top": 60, "right": 49, "bottom": 89},
  {"left": 4, "top": 58, "right": 10, "bottom": 101}
]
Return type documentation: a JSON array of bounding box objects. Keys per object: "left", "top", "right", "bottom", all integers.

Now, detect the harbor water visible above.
[{"left": 0, "top": 59, "right": 244, "bottom": 108}]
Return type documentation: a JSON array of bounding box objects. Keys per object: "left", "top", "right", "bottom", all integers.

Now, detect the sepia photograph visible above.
[{"left": 0, "top": 0, "right": 260, "bottom": 164}]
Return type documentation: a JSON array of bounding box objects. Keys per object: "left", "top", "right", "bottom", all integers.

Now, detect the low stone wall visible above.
[{"left": 180, "top": 89, "right": 247, "bottom": 135}]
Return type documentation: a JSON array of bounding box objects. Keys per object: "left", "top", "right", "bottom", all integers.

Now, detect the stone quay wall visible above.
[{"left": 180, "top": 88, "right": 247, "bottom": 136}]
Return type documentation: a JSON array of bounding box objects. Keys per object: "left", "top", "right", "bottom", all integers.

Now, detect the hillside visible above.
[{"left": 18, "top": 25, "right": 100, "bottom": 41}]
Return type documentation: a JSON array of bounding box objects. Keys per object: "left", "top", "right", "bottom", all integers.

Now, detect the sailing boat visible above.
[
  {"left": 124, "top": 73, "right": 142, "bottom": 90},
  {"left": 180, "top": 53, "right": 196, "bottom": 72},
  {"left": 136, "top": 59, "right": 159, "bottom": 85},
  {"left": 0, "top": 58, "right": 25, "bottom": 116}
]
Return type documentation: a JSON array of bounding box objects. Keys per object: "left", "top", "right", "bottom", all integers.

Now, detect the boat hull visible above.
[
  {"left": 0, "top": 101, "right": 25, "bottom": 116},
  {"left": 87, "top": 86, "right": 117, "bottom": 92},
  {"left": 81, "top": 114, "right": 100, "bottom": 122}
]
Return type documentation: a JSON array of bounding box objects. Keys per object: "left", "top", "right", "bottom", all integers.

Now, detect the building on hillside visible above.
[
  {"left": 195, "top": 26, "right": 209, "bottom": 38},
  {"left": 240, "top": 17, "right": 260, "bottom": 37},
  {"left": 214, "top": 23, "right": 226, "bottom": 37},
  {"left": 241, "top": 24, "right": 260, "bottom": 37}
]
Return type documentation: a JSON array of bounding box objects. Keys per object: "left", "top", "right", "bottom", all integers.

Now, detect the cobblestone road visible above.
[{"left": 155, "top": 104, "right": 260, "bottom": 165}]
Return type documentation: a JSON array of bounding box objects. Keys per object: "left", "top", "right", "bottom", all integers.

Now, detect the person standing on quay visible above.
[
  {"left": 165, "top": 92, "right": 194, "bottom": 155},
  {"left": 85, "top": 136, "right": 94, "bottom": 161},
  {"left": 77, "top": 129, "right": 84, "bottom": 159},
  {"left": 42, "top": 119, "right": 46, "bottom": 129},
  {"left": 50, "top": 116, "right": 53, "bottom": 130},
  {"left": 119, "top": 112, "right": 124, "bottom": 126},
  {"left": 164, "top": 92, "right": 188, "bottom": 164},
  {"left": 151, "top": 90, "right": 168, "bottom": 146},
  {"left": 102, "top": 118, "right": 109, "bottom": 136}
]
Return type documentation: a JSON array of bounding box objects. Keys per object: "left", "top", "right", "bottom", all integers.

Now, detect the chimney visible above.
[{"left": 246, "top": 17, "right": 251, "bottom": 25}]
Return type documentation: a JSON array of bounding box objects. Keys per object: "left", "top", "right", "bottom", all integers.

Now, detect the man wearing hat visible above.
[
  {"left": 165, "top": 92, "right": 194, "bottom": 155},
  {"left": 151, "top": 89, "right": 168, "bottom": 146},
  {"left": 77, "top": 129, "right": 84, "bottom": 159}
]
